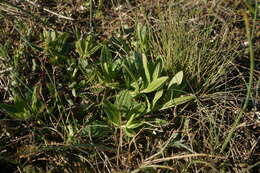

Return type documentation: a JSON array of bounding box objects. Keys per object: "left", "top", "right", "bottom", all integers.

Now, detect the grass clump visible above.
[
  {"left": 149, "top": 1, "right": 241, "bottom": 94},
  {"left": 0, "top": 0, "right": 259, "bottom": 172}
]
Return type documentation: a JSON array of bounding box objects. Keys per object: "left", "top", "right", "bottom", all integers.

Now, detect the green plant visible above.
[
  {"left": 136, "top": 23, "right": 150, "bottom": 54},
  {"left": 100, "top": 50, "right": 195, "bottom": 136},
  {"left": 75, "top": 35, "right": 101, "bottom": 60},
  {"left": 122, "top": 52, "right": 195, "bottom": 112},
  {"left": 103, "top": 90, "right": 145, "bottom": 136},
  {"left": 41, "top": 29, "right": 71, "bottom": 65},
  {"left": 95, "top": 45, "right": 124, "bottom": 88},
  {"left": 0, "top": 86, "right": 45, "bottom": 119}
]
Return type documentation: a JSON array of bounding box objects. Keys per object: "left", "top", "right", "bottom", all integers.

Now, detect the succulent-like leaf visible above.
[
  {"left": 168, "top": 71, "right": 183, "bottom": 89},
  {"left": 137, "top": 23, "right": 149, "bottom": 52},
  {"left": 116, "top": 90, "right": 132, "bottom": 112},
  {"left": 141, "top": 76, "right": 168, "bottom": 93},
  {"left": 152, "top": 89, "right": 164, "bottom": 108},
  {"left": 152, "top": 62, "right": 161, "bottom": 81},
  {"left": 81, "top": 120, "right": 110, "bottom": 137},
  {"left": 142, "top": 54, "right": 151, "bottom": 84},
  {"left": 143, "top": 95, "right": 152, "bottom": 113},
  {"left": 124, "top": 127, "right": 136, "bottom": 137},
  {"left": 122, "top": 63, "right": 137, "bottom": 81},
  {"left": 75, "top": 36, "right": 101, "bottom": 59},
  {"left": 101, "top": 46, "right": 112, "bottom": 76},
  {"left": 0, "top": 95, "right": 28, "bottom": 119},
  {"left": 103, "top": 100, "right": 120, "bottom": 127},
  {"left": 123, "top": 63, "right": 140, "bottom": 92},
  {"left": 126, "top": 121, "right": 143, "bottom": 129},
  {"left": 160, "top": 95, "right": 195, "bottom": 110},
  {"left": 126, "top": 113, "right": 143, "bottom": 130},
  {"left": 0, "top": 104, "right": 21, "bottom": 115}
]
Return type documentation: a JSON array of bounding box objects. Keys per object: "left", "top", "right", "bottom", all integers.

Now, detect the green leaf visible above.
[
  {"left": 141, "top": 76, "right": 168, "bottom": 93},
  {"left": 152, "top": 89, "right": 164, "bottom": 108},
  {"left": 116, "top": 90, "right": 132, "bottom": 112},
  {"left": 125, "top": 113, "right": 144, "bottom": 137},
  {"left": 75, "top": 40, "right": 85, "bottom": 57},
  {"left": 131, "top": 103, "right": 146, "bottom": 114},
  {"left": 10, "top": 95, "right": 27, "bottom": 113},
  {"left": 76, "top": 35, "right": 101, "bottom": 59},
  {"left": 137, "top": 23, "right": 143, "bottom": 43},
  {"left": 0, "top": 104, "right": 21, "bottom": 114},
  {"left": 31, "top": 87, "right": 39, "bottom": 113},
  {"left": 152, "top": 62, "right": 161, "bottom": 81},
  {"left": 142, "top": 54, "right": 151, "bottom": 84},
  {"left": 143, "top": 95, "right": 152, "bottom": 113},
  {"left": 122, "top": 63, "right": 139, "bottom": 92},
  {"left": 72, "top": 88, "right": 76, "bottom": 97},
  {"left": 0, "top": 95, "right": 30, "bottom": 119},
  {"left": 101, "top": 46, "right": 112, "bottom": 76},
  {"left": 137, "top": 23, "right": 149, "bottom": 52},
  {"left": 126, "top": 113, "right": 139, "bottom": 128},
  {"left": 122, "top": 63, "right": 137, "bottom": 81},
  {"left": 168, "top": 71, "right": 183, "bottom": 89},
  {"left": 160, "top": 95, "right": 195, "bottom": 110},
  {"left": 126, "top": 121, "right": 143, "bottom": 129},
  {"left": 81, "top": 120, "right": 110, "bottom": 137},
  {"left": 124, "top": 127, "right": 136, "bottom": 137},
  {"left": 103, "top": 100, "right": 120, "bottom": 127},
  {"left": 112, "top": 58, "right": 123, "bottom": 71},
  {"left": 31, "top": 86, "right": 38, "bottom": 107}
]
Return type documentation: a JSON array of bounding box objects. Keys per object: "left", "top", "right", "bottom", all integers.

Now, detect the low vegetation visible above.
[{"left": 0, "top": 0, "right": 259, "bottom": 172}]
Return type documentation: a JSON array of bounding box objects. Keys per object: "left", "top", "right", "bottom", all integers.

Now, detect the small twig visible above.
[
  {"left": 143, "top": 153, "right": 226, "bottom": 165},
  {"left": 24, "top": 0, "right": 75, "bottom": 21}
]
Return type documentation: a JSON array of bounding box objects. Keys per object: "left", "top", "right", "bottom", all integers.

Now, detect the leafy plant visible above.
[
  {"left": 96, "top": 45, "right": 124, "bottom": 88},
  {"left": 76, "top": 34, "right": 101, "bottom": 61},
  {"left": 0, "top": 86, "right": 45, "bottom": 119},
  {"left": 41, "top": 29, "right": 71, "bottom": 64},
  {"left": 103, "top": 90, "right": 145, "bottom": 136},
  {"left": 101, "top": 51, "right": 195, "bottom": 136},
  {"left": 136, "top": 23, "right": 150, "bottom": 53},
  {"left": 81, "top": 120, "right": 111, "bottom": 138},
  {"left": 122, "top": 52, "right": 195, "bottom": 113}
]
